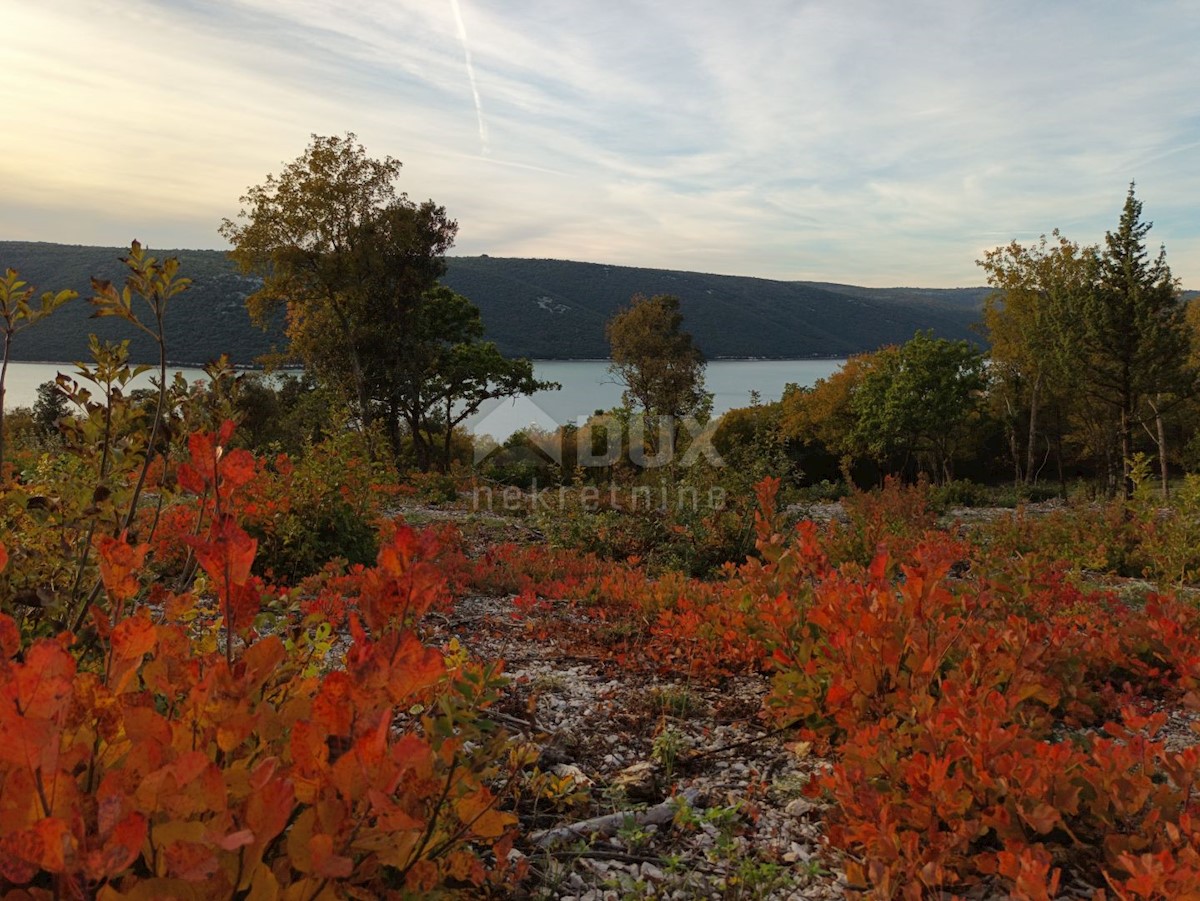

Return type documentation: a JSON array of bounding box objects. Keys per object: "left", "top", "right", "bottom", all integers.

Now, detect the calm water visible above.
[
  {"left": 465, "top": 359, "right": 844, "bottom": 441},
  {"left": 2, "top": 359, "right": 845, "bottom": 441},
  {"left": 1, "top": 362, "right": 212, "bottom": 408}
]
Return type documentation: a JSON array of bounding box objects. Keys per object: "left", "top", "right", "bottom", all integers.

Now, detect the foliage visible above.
[
  {"left": 849, "top": 332, "right": 987, "bottom": 483},
  {"left": 1074, "top": 185, "right": 1193, "bottom": 497},
  {"left": 740, "top": 490, "right": 1200, "bottom": 898},
  {"left": 0, "top": 518, "right": 524, "bottom": 897},
  {"left": 607, "top": 293, "right": 710, "bottom": 422},
  {"left": 977, "top": 231, "right": 1094, "bottom": 485},
  {"left": 237, "top": 428, "right": 393, "bottom": 584},
  {"left": 222, "top": 134, "right": 548, "bottom": 471},
  {"left": 980, "top": 187, "right": 1194, "bottom": 498},
  {"left": 0, "top": 268, "right": 76, "bottom": 471},
  {"left": 384, "top": 285, "right": 557, "bottom": 471},
  {"left": 461, "top": 476, "right": 1200, "bottom": 897}
]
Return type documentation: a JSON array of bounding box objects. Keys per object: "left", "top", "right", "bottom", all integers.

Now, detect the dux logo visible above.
[
  {"left": 470, "top": 397, "right": 563, "bottom": 466},
  {"left": 469, "top": 398, "right": 724, "bottom": 469}
]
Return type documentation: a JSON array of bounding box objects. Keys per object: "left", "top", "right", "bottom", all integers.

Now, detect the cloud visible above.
[{"left": 3, "top": 0, "right": 1199, "bottom": 286}]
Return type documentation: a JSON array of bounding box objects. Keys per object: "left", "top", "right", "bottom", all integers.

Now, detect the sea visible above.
[{"left": 2, "top": 359, "right": 846, "bottom": 442}]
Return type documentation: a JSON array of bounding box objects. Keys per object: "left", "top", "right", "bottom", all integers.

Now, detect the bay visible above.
[
  {"left": 464, "top": 359, "right": 844, "bottom": 441},
  {"left": 1, "top": 362, "right": 212, "bottom": 409},
  {"left": 2, "top": 358, "right": 846, "bottom": 442}
]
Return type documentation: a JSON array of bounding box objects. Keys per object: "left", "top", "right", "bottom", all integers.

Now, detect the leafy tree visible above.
[
  {"left": 1069, "top": 185, "right": 1191, "bottom": 498},
  {"left": 781, "top": 351, "right": 894, "bottom": 459},
  {"left": 607, "top": 294, "right": 708, "bottom": 420},
  {"left": 850, "top": 332, "right": 987, "bottom": 483},
  {"left": 385, "top": 286, "right": 556, "bottom": 470},
  {"left": 31, "top": 380, "right": 68, "bottom": 439},
  {"left": 219, "top": 134, "right": 457, "bottom": 451},
  {"left": 222, "top": 134, "right": 547, "bottom": 472},
  {"left": 977, "top": 232, "right": 1095, "bottom": 486},
  {"left": 606, "top": 294, "right": 710, "bottom": 470}
]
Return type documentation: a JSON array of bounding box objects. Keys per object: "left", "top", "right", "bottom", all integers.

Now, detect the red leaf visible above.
[
  {"left": 89, "top": 812, "right": 147, "bottom": 879},
  {"left": 0, "top": 613, "right": 19, "bottom": 658}
]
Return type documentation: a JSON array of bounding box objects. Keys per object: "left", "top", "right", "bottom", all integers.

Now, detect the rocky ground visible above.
[{"left": 426, "top": 590, "right": 846, "bottom": 900}]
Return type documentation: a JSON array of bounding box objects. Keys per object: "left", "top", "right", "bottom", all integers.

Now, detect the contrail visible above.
[{"left": 449, "top": 0, "right": 489, "bottom": 154}]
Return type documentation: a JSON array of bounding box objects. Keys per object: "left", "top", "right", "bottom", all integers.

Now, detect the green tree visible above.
[
  {"left": 221, "top": 134, "right": 549, "bottom": 471},
  {"left": 385, "top": 287, "right": 556, "bottom": 470},
  {"left": 850, "top": 332, "right": 987, "bottom": 483},
  {"left": 1070, "top": 185, "right": 1191, "bottom": 498},
  {"left": 607, "top": 294, "right": 708, "bottom": 419},
  {"left": 977, "top": 232, "right": 1095, "bottom": 486},
  {"left": 31, "top": 380, "right": 69, "bottom": 439},
  {"left": 219, "top": 134, "right": 456, "bottom": 451}
]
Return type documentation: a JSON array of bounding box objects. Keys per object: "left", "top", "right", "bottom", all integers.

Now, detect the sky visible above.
[{"left": 3, "top": 0, "right": 1199, "bottom": 288}]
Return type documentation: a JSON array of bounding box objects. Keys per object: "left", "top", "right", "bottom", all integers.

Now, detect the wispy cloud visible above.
[
  {"left": 448, "top": 0, "right": 489, "bottom": 154},
  {"left": 3, "top": 0, "right": 1199, "bottom": 286}
]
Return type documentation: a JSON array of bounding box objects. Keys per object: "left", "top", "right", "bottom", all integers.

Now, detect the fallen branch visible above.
[
  {"left": 528, "top": 789, "right": 703, "bottom": 848},
  {"left": 679, "top": 720, "right": 798, "bottom": 766}
]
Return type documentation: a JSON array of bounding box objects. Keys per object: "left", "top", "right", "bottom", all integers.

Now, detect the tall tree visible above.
[
  {"left": 977, "top": 232, "right": 1094, "bottom": 485},
  {"left": 1071, "top": 185, "right": 1190, "bottom": 498},
  {"left": 219, "top": 134, "right": 456, "bottom": 451}
]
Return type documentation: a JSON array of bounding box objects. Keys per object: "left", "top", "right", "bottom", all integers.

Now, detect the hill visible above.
[{"left": 0, "top": 241, "right": 991, "bottom": 364}]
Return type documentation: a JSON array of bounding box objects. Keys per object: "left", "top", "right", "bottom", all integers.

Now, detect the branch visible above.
[{"left": 528, "top": 788, "right": 702, "bottom": 848}]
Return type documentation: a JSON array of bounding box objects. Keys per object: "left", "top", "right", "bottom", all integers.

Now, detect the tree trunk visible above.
[
  {"left": 1001, "top": 394, "right": 1020, "bottom": 485},
  {"left": 385, "top": 398, "right": 404, "bottom": 468},
  {"left": 1120, "top": 406, "right": 1133, "bottom": 501},
  {"left": 1054, "top": 407, "right": 1066, "bottom": 497},
  {"left": 1154, "top": 396, "right": 1170, "bottom": 499},
  {"left": 327, "top": 290, "right": 376, "bottom": 463},
  {"left": 1025, "top": 376, "right": 1041, "bottom": 485}
]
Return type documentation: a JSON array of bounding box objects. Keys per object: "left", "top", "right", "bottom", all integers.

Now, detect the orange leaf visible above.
[
  {"left": 96, "top": 532, "right": 149, "bottom": 603},
  {"left": 31, "top": 817, "right": 72, "bottom": 872},
  {"left": 164, "top": 840, "right": 220, "bottom": 881},
  {"left": 88, "top": 811, "right": 147, "bottom": 880},
  {"left": 111, "top": 614, "right": 157, "bottom": 662},
  {"left": 0, "top": 613, "right": 19, "bottom": 658},
  {"left": 309, "top": 833, "right": 353, "bottom": 879}
]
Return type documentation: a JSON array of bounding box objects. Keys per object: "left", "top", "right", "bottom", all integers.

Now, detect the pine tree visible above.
[{"left": 1075, "top": 184, "right": 1189, "bottom": 498}]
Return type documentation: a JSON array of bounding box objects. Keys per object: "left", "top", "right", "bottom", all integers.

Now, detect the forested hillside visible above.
[{"left": 0, "top": 240, "right": 989, "bottom": 363}]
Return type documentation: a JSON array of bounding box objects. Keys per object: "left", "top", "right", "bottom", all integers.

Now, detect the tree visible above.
[
  {"left": 219, "top": 134, "right": 457, "bottom": 452},
  {"left": 222, "top": 134, "right": 548, "bottom": 471},
  {"left": 32, "top": 380, "right": 69, "bottom": 439},
  {"left": 849, "top": 332, "right": 987, "bottom": 483},
  {"left": 1069, "top": 185, "right": 1191, "bottom": 498},
  {"left": 382, "top": 286, "right": 555, "bottom": 470},
  {"left": 977, "top": 232, "right": 1095, "bottom": 486},
  {"left": 779, "top": 349, "right": 898, "bottom": 482},
  {"left": 607, "top": 291, "right": 709, "bottom": 433}
]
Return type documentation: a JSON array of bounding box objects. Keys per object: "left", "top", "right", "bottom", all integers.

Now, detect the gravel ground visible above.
[{"left": 427, "top": 592, "right": 847, "bottom": 900}]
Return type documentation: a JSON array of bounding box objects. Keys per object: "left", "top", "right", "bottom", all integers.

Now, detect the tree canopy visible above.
[
  {"left": 606, "top": 293, "right": 709, "bottom": 420},
  {"left": 221, "top": 133, "right": 547, "bottom": 470}
]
